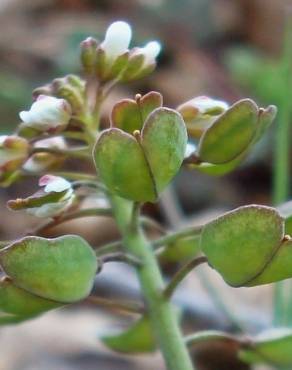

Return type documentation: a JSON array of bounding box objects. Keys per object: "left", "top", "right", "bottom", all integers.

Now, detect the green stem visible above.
[
  {"left": 99, "top": 252, "right": 142, "bottom": 268},
  {"left": 109, "top": 195, "right": 195, "bottom": 370},
  {"left": 273, "top": 14, "right": 292, "bottom": 326},
  {"left": 153, "top": 224, "right": 203, "bottom": 249},
  {"left": 48, "top": 171, "right": 97, "bottom": 182},
  {"left": 31, "top": 146, "right": 91, "bottom": 160},
  {"left": 29, "top": 131, "right": 88, "bottom": 143},
  {"left": 31, "top": 207, "right": 112, "bottom": 235},
  {"left": 87, "top": 295, "right": 144, "bottom": 315},
  {"left": 185, "top": 330, "right": 243, "bottom": 348},
  {"left": 164, "top": 257, "right": 207, "bottom": 299}
]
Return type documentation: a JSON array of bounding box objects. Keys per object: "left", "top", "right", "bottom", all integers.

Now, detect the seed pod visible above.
[
  {"left": 102, "top": 315, "right": 156, "bottom": 353},
  {"left": 201, "top": 205, "right": 292, "bottom": 287},
  {"left": 94, "top": 96, "right": 187, "bottom": 202},
  {"left": 185, "top": 99, "right": 277, "bottom": 175},
  {"left": 0, "top": 235, "right": 98, "bottom": 303},
  {"left": 0, "top": 277, "right": 62, "bottom": 316},
  {"left": 239, "top": 329, "right": 292, "bottom": 367}
]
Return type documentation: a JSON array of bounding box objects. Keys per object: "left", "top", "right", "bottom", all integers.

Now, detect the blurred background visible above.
[{"left": 0, "top": 0, "right": 291, "bottom": 369}]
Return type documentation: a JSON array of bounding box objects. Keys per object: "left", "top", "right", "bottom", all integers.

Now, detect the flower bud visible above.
[
  {"left": 0, "top": 135, "right": 29, "bottom": 175},
  {"left": 19, "top": 95, "right": 71, "bottom": 133},
  {"left": 121, "top": 41, "right": 161, "bottom": 82},
  {"left": 8, "top": 175, "right": 75, "bottom": 218},
  {"left": 101, "top": 21, "right": 132, "bottom": 62},
  {"left": 23, "top": 137, "right": 66, "bottom": 173},
  {"left": 177, "top": 96, "right": 229, "bottom": 139},
  {"left": 140, "top": 41, "right": 161, "bottom": 67},
  {"left": 52, "top": 78, "right": 84, "bottom": 114},
  {"left": 80, "top": 37, "right": 98, "bottom": 74}
]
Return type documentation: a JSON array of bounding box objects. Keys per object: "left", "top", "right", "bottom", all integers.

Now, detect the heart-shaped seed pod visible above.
[
  {"left": 0, "top": 277, "right": 62, "bottom": 316},
  {"left": 94, "top": 95, "right": 187, "bottom": 202},
  {"left": 185, "top": 100, "right": 277, "bottom": 175},
  {"left": 102, "top": 315, "right": 156, "bottom": 354},
  {"left": 239, "top": 329, "right": 292, "bottom": 367},
  {"left": 0, "top": 235, "right": 98, "bottom": 303},
  {"left": 200, "top": 205, "right": 292, "bottom": 287}
]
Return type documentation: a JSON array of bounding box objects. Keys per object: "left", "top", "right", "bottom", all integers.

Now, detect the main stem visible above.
[
  {"left": 273, "top": 14, "right": 292, "bottom": 326},
  {"left": 110, "top": 195, "right": 195, "bottom": 370}
]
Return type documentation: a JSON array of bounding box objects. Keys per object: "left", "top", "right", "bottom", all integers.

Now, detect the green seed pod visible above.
[
  {"left": 0, "top": 313, "right": 30, "bottom": 325},
  {"left": 111, "top": 91, "right": 163, "bottom": 133},
  {"left": 0, "top": 277, "right": 62, "bottom": 316},
  {"left": 239, "top": 329, "right": 292, "bottom": 367},
  {"left": 0, "top": 235, "right": 98, "bottom": 303},
  {"left": 185, "top": 99, "right": 277, "bottom": 175},
  {"left": 102, "top": 315, "right": 156, "bottom": 353},
  {"left": 94, "top": 104, "right": 187, "bottom": 202},
  {"left": 200, "top": 205, "right": 292, "bottom": 287},
  {"left": 198, "top": 99, "right": 258, "bottom": 164}
]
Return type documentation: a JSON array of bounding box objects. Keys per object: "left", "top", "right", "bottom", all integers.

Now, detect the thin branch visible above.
[
  {"left": 153, "top": 224, "right": 204, "bottom": 249},
  {"left": 86, "top": 295, "right": 144, "bottom": 315},
  {"left": 164, "top": 256, "right": 208, "bottom": 299},
  {"left": 29, "top": 131, "right": 88, "bottom": 144},
  {"left": 31, "top": 146, "right": 91, "bottom": 160},
  {"left": 140, "top": 216, "right": 166, "bottom": 235},
  {"left": 96, "top": 240, "right": 123, "bottom": 256},
  {"left": 185, "top": 330, "right": 246, "bottom": 348},
  {"left": 21, "top": 170, "right": 97, "bottom": 182},
  {"left": 99, "top": 252, "right": 142, "bottom": 268},
  {"left": 71, "top": 180, "right": 107, "bottom": 192},
  {"left": 30, "top": 207, "right": 112, "bottom": 236}
]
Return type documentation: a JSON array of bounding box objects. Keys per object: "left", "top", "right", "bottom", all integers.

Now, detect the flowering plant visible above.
[{"left": 1, "top": 21, "right": 292, "bottom": 370}]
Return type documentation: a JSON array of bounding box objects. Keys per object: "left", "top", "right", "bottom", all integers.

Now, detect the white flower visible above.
[
  {"left": 139, "top": 41, "right": 161, "bottom": 67},
  {"left": 19, "top": 95, "right": 71, "bottom": 133},
  {"left": 101, "top": 21, "right": 132, "bottom": 61},
  {"left": 26, "top": 175, "right": 74, "bottom": 218},
  {"left": 23, "top": 137, "right": 66, "bottom": 173}
]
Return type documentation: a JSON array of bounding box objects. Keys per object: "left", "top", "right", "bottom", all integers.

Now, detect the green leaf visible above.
[
  {"left": 111, "top": 91, "right": 162, "bottom": 134},
  {"left": 0, "top": 277, "right": 62, "bottom": 316},
  {"left": 101, "top": 315, "right": 156, "bottom": 353},
  {"left": 0, "top": 235, "right": 98, "bottom": 303},
  {"left": 94, "top": 107, "right": 187, "bottom": 202},
  {"left": 197, "top": 99, "right": 258, "bottom": 164},
  {"left": 239, "top": 329, "right": 292, "bottom": 367},
  {"left": 200, "top": 205, "right": 284, "bottom": 287}
]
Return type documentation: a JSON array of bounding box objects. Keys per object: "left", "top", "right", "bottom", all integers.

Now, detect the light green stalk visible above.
[
  {"left": 109, "top": 195, "right": 195, "bottom": 370},
  {"left": 273, "top": 14, "right": 292, "bottom": 326}
]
